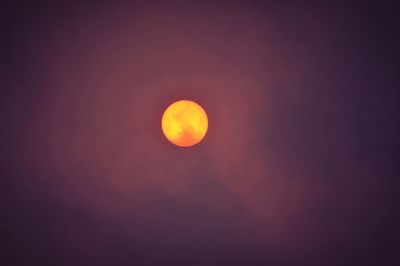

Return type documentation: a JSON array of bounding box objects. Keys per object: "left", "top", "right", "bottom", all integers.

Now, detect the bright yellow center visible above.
[{"left": 161, "top": 100, "right": 208, "bottom": 147}]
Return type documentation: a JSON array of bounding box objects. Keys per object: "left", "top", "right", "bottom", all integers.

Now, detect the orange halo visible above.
[{"left": 161, "top": 100, "right": 208, "bottom": 147}]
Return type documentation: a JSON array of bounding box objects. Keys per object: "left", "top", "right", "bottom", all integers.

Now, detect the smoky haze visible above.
[{"left": 1, "top": 2, "right": 398, "bottom": 266}]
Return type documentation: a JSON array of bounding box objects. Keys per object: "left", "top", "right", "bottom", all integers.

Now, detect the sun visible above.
[{"left": 161, "top": 100, "right": 208, "bottom": 147}]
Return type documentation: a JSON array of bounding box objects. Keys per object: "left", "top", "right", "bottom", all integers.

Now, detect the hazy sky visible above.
[{"left": 1, "top": 1, "right": 398, "bottom": 265}]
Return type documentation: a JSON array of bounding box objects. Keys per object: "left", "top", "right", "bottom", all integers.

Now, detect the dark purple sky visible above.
[{"left": 1, "top": 1, "right": 399, "bottom": 265}]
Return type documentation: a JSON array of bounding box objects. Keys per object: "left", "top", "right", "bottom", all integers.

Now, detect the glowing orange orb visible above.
[{"left": 161, "top": 100, "right": 208, "bottom": 147}]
